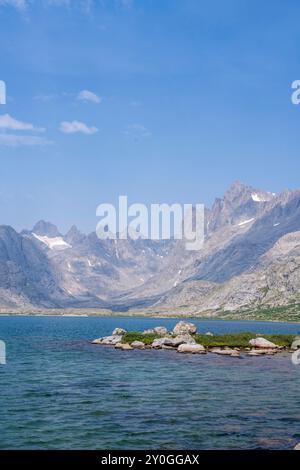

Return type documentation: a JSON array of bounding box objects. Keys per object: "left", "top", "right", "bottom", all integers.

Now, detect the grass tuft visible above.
[
  {"left": 193, "top": 332, "right": 294, "bottom": 348},
  {"left": 122, "top": 331, "right": 160, "bottom": 345}
]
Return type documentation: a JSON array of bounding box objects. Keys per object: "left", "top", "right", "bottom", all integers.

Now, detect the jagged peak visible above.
[
  {"left": 32, "top": 220, "right": 61, "bottom": 238},
  {"left": 65, "top": 225, "right": 85, "bottom": 244}
]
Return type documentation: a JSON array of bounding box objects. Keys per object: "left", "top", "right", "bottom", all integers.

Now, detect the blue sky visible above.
[{"left": 0, "top": 0, "right": 300, "bottom": 233}]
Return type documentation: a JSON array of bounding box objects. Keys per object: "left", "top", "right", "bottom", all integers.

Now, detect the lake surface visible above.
[{"left": 0, "top": 316, "right": 300, "bottom": 450}]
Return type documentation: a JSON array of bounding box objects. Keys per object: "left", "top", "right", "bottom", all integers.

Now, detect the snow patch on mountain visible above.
[
  {"left": 32, "top": 233, "right": 71, "bottom": 250},
  {"left": 238, "top": 218, "right": 255, "bottom": 226},
  {"left": 251, "top": 192, "right": 275, "bottom": 203}
]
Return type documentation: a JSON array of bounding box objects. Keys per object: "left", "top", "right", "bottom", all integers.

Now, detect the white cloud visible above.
[
  {"left": 0, "top": 114, "right": 45, "bottom": 132},
  {"left": 77, "top": 90, "right": 101, "bottom": 104},
  {"left": 0, "top": 134, "right": 52, "bottom": 146},
  {"left": 60, "top": 120, "right": 98, "bottom": 135},
  {"left": 0, "top": 0, "right": 27, "bottom": 10}
]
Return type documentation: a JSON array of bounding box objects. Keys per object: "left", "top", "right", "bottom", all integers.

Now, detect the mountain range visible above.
[{"left": 1, "top": 181, "right": 300, "bottom": 315}]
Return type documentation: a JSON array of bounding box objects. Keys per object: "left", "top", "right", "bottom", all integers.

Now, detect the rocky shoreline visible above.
[{"left": 92, "top": 321, "right": 300, "bottom": 357}]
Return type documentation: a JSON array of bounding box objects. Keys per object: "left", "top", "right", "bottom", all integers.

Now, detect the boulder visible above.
[
  {"left": 152, "top": 337, "right": 172, "bottom": 348},
  {"left": 291, "top": 337, "right": 300, "bottom": 350},
  {"left": 112, "top": 328, "right": 127, "bottom": 336},
  {"left": 92, "top": 335, "right": 123, "bottom": 345},
  {"left": 173, "top": 321, "right": 197, "bottom": 336},
  {"left": 131, "top": 341, "right": 145, "bottom": 349},
  {"left": 142, "top": 329, "right": 155, "bottom": 335},
  {"left": 230, "top": 351, "right": 241, "bottom": 357},
  {"left": 177, "top": 344, "right": 206, "bottom": 354},
  {"left": 153, "top": 326, "right": 168, "bottom": 336},
  {"left": 249, "top": 348, "right": 277, "bottom": 355},
  {"left": 151, "top": 334, "right": 196, "bottom": 348},
  {"left": 294, "top": 443, "right": 300, "bottom": 450},
  {"left": 211, "top": 348, "right": 240, "bottom": 357},
  {"left": 171, "top": 334, "right": 196, "bottom": 346},
  {"left": 115, "top": 342, "right": 133, "bottom": 350},
  {"left": 249, "top": 337, "right": 279, "bottom": 349}
]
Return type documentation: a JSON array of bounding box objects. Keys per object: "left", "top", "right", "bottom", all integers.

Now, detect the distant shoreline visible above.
[{"left": 1, "top": 306, "right": 300, "bottom": 324}]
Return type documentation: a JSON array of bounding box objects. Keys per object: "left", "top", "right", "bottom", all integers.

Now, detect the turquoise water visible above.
[{"left": 0, "top": 316, "right": 300, "bottom": 450}]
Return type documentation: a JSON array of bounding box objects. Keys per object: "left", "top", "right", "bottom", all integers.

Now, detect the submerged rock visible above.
[
  {"left": 249, "top": 337, "right": 279, "bottom": 349},
  {"left": 177, "top": 344, "right": 206, "bottom": 354},
  {"left": 112, "top": 328, "right": 127, "bottom": 336},
  {"left": 173, "top": 321, "right": 197, "bottom": 336},
  {"left": 92, "top": 335, "right": 123, "bottom": 345},
  {"left": 131, "top": 341, "right": 145, "bottom": 349}
]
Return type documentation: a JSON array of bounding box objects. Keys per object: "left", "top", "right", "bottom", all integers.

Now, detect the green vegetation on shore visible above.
[
  {"left": 122, "top": 332, "right": 160, "bottom": 345},
  {"left": 215, "top": 304, "right": 300, "bottom": 323},
  {"left": 193, "top": 333, "right": 294, "bottom": 348},
  {"left": 122, "top": 331, "right": 295, "bottom": 348}
]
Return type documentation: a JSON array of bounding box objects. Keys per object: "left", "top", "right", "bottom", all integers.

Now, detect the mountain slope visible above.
[{"left": 1, "top": 182, "right": 300, "bottom": 313}]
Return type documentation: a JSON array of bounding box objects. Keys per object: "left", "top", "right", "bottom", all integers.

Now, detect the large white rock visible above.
[
  {"left": 92, "top": 335, "right": 123, "bottom": 345},
  {"left": 173, "top": 321, "right": 197, "bottom": 336},
  {"left": 177, "top": 344, "right": 206, "bottom": 354},
  {"left": 152, "top": 337, "right": 172, "bottom": 348},
  {"left": 294, "top": 443, "right": 300, "bottom": 450},
  {"left": 249, "top": 337, "right": 279, "bottom": 349},
  {"left": 152, "top": 334, "right": 196, "bottom": 348},
  {"left": 131, "top": 341, "right": 145, "bottom": 349},
  {"left": 153, "top": 326, "right": 168, "bottom": 336},
  {"left": 171, "top": 334, "right": 196, "bottom": 346},
  {"left": 112, "top": 328, "right": 127, "bottom": 336}
]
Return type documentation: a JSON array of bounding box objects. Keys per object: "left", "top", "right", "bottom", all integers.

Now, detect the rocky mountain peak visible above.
[
  {"left": 223, "top": 181, "right": 253, "bottom": 203},
  {"left": 65, "top": 225, "right": 85, "bottom": 245},
  {"left": 32, "top": 220, "right": 61, "bottom": 238},
  {"left": 208, "top": 182, "right": 275, "bottom": 232}
]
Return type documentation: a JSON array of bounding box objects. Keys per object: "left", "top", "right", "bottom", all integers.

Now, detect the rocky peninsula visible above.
[{"left": 92, "top": 321, "right": 300, "bottom": 357}]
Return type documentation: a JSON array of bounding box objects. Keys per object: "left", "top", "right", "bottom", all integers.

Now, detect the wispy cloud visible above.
[
  {"left": 77, "top": 90, "right": 101, "bottom": 104},
  {"left": 60, "top": 120, "right": 98, "bottom": 135},
  {"left": 0, "top": 134, "right": 52, "bottom": 146},
  {"left": 0, "top": 0, "right": 27, "bottom": 10},
  {"left": 0, "top": 114, "right": 45, "bottom": 132},
  {"left": 0, "top": 0, "right": 134, "bottom": 13}
]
